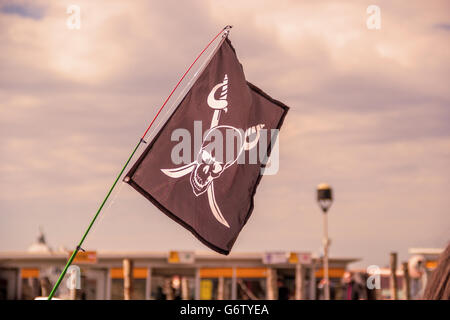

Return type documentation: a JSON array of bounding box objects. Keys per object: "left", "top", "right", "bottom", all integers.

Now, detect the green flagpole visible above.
[
  {"left": 47, "top": 139, "right": 142, "bottom": 300},
  {"left": 47, "top": 26, "right": 231, "bottom": 300}
]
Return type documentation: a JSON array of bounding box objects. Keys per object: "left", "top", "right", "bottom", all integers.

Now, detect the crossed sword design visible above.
[{"left": 161, "top": 74, "right": 263, "bottom": 228}]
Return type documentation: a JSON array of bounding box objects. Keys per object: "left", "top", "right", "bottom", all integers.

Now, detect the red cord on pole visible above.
[{"left": 141, "top": 26, "right": 232, "bottom": 140}]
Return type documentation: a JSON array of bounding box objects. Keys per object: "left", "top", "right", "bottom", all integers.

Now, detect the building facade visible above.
[{"left": 0, "top": 250, "right": 358, "bottom": 300}]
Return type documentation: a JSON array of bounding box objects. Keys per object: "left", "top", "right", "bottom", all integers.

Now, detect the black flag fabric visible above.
[{"left": 124, "top": 38, "right": 288, "bottom": 255}]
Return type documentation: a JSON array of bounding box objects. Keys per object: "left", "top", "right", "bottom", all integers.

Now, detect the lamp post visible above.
[{"left": 317, "top": 183, "right": 333, "bottom": 300}]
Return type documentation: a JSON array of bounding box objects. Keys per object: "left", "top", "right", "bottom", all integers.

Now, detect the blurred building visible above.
[
  {"left": 350, "top": 248, "right": 442, "bottom": 300},
  {"left": 0, "top": 233, "right": 359, "bottom": 300}
]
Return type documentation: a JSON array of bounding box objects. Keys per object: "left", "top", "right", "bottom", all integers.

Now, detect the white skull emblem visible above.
[{"left": 191, "top": 125, "right": 243, "bottom": 196}]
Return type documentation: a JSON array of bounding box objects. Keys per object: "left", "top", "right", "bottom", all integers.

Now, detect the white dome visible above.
[
  {"left": 28, "top": 242, "right": 52, "bottom": 253},
  {"left": 28, "top": 229, "right": 52, "bottom": 253}
]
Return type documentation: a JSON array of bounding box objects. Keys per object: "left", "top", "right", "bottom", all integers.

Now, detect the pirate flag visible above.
[{"left": 124, "top": 38, "right": 288, "bottom": 255}]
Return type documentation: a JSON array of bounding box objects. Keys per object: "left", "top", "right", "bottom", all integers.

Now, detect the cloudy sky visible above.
[{"left": 1, "top": 0, "right": 449, "bottom": 268}]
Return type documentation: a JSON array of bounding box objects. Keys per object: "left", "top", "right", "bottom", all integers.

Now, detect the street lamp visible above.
[{"left": 317, "top": 183, "right": 333, "bottom": 300}]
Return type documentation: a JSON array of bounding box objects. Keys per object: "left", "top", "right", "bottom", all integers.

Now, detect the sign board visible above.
[
  {"left": 263, "top": 252, "right": 288, "bottom": 264},
  {"left": 70, "top": 251, "right": 97, "bottom": 264},
  {"left": 298, "top": 252, "right": 312, "bottom": 264},
  {"left": 168, "top": 251, "right": 195, "bottom": 264},
  {"left": 200, "top": 279, "right": 213, "bottom": 300},
  {"left": 289, "top": 252, "right": 312, "bottom": 265}
]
